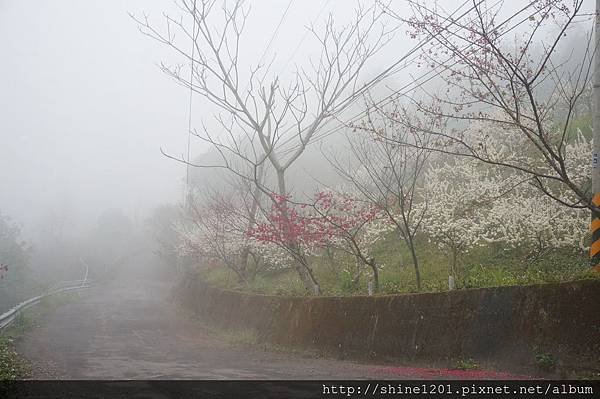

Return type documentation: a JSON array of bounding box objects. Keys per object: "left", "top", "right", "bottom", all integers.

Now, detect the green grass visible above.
[
  {"left": 452, "top": 357, "right": 479, "bottom": 370},
  {"left": 0, "top": 310, "right": 33, "bottom": 380},
  {"left": 573, "top": 371, "right": 600, "bottom": 380},
  {"left": 202, "top": 233, "right": 599, "bottom": 296},
  {"left": 0, "top": 336, "right": 29, "bottom": 380},
  {"left": 534, "top": 349, "right": 557, "bottom": 372},
  {"left": 204, "top": 267, "right": 310, "bottom": 296}
]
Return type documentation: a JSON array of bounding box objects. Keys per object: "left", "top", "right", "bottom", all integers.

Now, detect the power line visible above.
[
  {"left": 256, "top": 0, "right": 295, "bottom": 83},
  {"left": 273, "top": 0, "right": 476, "bottom": 154},
  {"left": 277, "top": 0, "right": 332, "bottom": 77},
  {"left": 185, "top": 0, "right": 198, "bottom": 202},
  {"left": 185, "top": 0, "right": 293, "bottom": 195},
  {"left": 276, "top": 0, "right": 542, "bottom": 157}
]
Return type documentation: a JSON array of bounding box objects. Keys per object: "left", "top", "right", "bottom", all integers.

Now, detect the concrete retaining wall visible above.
[{"left": 178, "top": 276, "right": 600, "bottom": 370}]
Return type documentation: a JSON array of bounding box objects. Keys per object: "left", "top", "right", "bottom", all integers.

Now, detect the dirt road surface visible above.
[{"left": 15, "top": 257, "right": 523, "bottom": 380}]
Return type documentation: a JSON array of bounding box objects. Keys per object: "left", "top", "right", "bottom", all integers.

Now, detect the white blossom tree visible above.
[
  {"left": 423, "top": 124, "right": 591, "bottom": 286},
  {"left": 177, "top": 188, "right": 282, "bottom": 283}
]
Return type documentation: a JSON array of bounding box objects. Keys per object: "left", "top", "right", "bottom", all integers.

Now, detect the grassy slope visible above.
[{"left": 203, "top": 232, "right": 598, "bottom": 296}]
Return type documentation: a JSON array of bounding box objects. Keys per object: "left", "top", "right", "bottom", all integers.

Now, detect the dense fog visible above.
[
  {"left": 0, "top": 0, "right": 598, "bottom": 384},
  {"left": 0, "top": 0, "right": 595, "bottom": 311},
  {"left": 0, "top": 0, "right": 421, "bottom": 307}
]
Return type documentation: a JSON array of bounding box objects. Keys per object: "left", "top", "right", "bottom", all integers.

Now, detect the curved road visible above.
[{"left": 16, "top": 257, "right": 523, "bottom": 380}]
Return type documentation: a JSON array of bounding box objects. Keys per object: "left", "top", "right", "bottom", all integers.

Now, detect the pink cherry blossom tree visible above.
[{"left": 248, "top": 190, "right": 393, "bottom": 293}]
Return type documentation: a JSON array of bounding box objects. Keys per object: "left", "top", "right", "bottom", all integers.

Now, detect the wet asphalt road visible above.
[
  {"left": 15, "top": 262, "right": 404, "bottom": 379},
  {"left": 15, "top": 258, "right": 524, "bottom": 380}
]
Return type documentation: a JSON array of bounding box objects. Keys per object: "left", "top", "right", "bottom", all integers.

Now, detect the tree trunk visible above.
[
  {"left": 406, "top": 235, "right": 421, "bottom": 291},
  {"left": 276, "top": 169, "right": 321, "bottom": 295},
  {"left": 351, "top": 257, "right": 362, "bottom": 289},
  {"left": 238, "top": 247, "right": 251, "bottom": 282},
  {"left": 240, "top": 164, "right": 265, "bottom": 281},
  {"left": 325, "top": 247, "right": 339, "bottom": 279},
  {"left": 233, "top": 267, "right": 248, "bottom": 284},
  {"left": 225, "top": 257, "right": 248, "bottom": 284},
  {"left": 367, "top": 258, "right": 379, "bottom": 294},
  {"left": 295, "top": 259, "right": 321, "bottom": 295},
  {"left": 449, "top": 245, "right": 458, "bottom": 290}
]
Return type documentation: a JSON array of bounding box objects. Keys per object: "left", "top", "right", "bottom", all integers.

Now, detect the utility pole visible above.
[
  {"left": 591, "top": 0, "right": 600, "bottom": 272},
  {"left": 183, "top": 0, "right": 198, "bottom": 210}
]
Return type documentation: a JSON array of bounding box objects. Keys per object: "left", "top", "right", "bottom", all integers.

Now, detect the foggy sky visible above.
[{"left": 0, "top": 0, "right": 579, "bottom": 238}]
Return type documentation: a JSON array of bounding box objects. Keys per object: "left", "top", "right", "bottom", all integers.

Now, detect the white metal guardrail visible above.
[{"left": 0, "top": 279, "right": 92, "bottom": 331}]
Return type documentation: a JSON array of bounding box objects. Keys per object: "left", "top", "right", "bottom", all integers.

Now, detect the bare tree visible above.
[
  {"left": 327, "top": 99, "right": 432, "bottom": 290},
  {"left": 233, "top": 163, "right": 265, "bottom": 280},
  {"left": 132, "top": 0, "right": 394, "bottom": 294}
]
